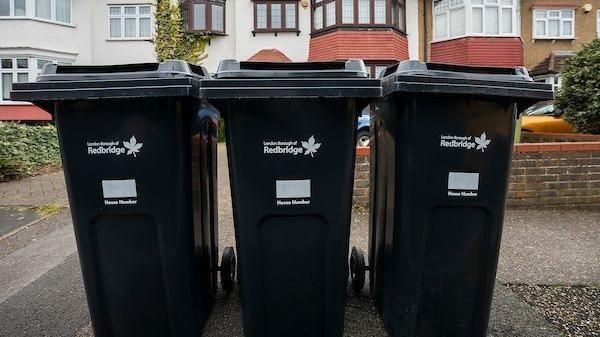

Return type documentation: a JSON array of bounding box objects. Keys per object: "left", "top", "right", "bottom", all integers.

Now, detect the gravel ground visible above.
[{"left": 509, "top": 284, "right": 600, "bottom": 337}]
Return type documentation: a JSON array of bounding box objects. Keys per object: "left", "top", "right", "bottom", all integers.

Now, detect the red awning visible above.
[{"left": 0, "top": 104, "right": 52, "bottom": 121}]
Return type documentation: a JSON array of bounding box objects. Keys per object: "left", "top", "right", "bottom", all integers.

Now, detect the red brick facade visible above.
[
  {"left": 430, "top": 37, "right": 523, "bottom": 67},
  {"left": 308, "top": 30, "right": 409, "bottom": 62}
]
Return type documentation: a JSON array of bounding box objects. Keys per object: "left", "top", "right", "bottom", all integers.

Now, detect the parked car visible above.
[
  {"left": 521, "top": 100, "right": 573, "bottom": 133},
  {"left": 357, "top": 106, "right": 371, "bottom": 147}
]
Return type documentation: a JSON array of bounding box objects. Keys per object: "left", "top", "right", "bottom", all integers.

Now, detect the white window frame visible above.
[
  {"left": 433, "top": 0, "right": 466, "bottom": 40},
  {"left": 432, "top": 0, "right": 519, "bottom": 42},
  {"left": 107, "top": 4, "right": 154, "bottom": 41},
  {"left": 34, "top": 0, "right": 72, "bottom": 24},
  {"left": 532, "top": 8, "right": 575, "bottom": 40},
  {"left": 0, "top": 56, "right": 73, "bottom": 103},
  {"left": 597, "top": 10, "right": 599, "bottom": 37},
  {"left": 0, "top": 0, "right": 26, "bottom": 17},
  {"left": 533, "top": 74, "right": 561, "bottom": 92}
]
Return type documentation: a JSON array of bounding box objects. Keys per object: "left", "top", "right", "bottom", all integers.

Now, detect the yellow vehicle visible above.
[{"left": 521, "top": 101, "right": 574, "bottom": 133}]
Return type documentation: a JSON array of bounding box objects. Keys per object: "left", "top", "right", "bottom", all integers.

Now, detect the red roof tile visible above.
[{"left": 247, "top": 49, "right": 292, "bottom": 63}]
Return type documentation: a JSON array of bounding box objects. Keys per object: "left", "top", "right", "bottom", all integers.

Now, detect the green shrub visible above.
[
  {"left": 0, "top": 122, "right": 61, "bottom": 181},
  {"left": 555, "top": 39, "right": 600, "bottom": 134},
  {"left": 154, "top": 0, "right": 209, "bottom": 64}
]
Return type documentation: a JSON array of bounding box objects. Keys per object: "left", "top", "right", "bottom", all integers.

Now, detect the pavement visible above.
[{"left": 0, "top": 143, "right": 598, "bottom": 337}]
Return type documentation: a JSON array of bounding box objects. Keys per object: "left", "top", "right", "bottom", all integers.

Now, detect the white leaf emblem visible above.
[
  {"left": 123, "top": 136, "right": 143, "bottom": 157},
  {"left": 301, "top": 135, "right": 321, "bottom": 158},
  {"left": 474, "top": 132, "right": 491, "bottom": 153}
]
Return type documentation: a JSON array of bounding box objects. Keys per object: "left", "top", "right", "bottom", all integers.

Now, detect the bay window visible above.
[
  {"left": 0, "top": 57, "right": 73, "bottom": 102},
  {"left": 254, "top": 1, "right": 298, "bottom": 32},
  {"left": 533, "top": 9, "right": 574, "bottom": 39},
  {"left": 108, "top": 4, "right": 153, "bottom": 39},
  {"left": 312, "top": 0, "right": 406, "bottom": 32},
  {"left": 1, "top": 58, "right": 28, "bottom": 101},
  {"left": 0, "top": 0, "right": 26, "bottom": 16},
  {"left": 184, "top": 0, "right": 225, "bottom": 34},
  {"left": 433, "top": 0, "right": 518, "bottom": 40},
  {"left": 35, "top": 0, "right": 71, "bottom": 23}
]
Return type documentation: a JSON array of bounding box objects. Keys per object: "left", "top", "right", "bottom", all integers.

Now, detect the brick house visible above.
[
  {"left": 521, "top": 0, "right": 600, "bottom": 90},
  {"left": 419, "top": 0, "right": 600, "bottom": 90}
]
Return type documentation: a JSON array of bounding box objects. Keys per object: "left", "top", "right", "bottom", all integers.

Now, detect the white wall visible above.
[
  {"left": 0, "top": 0, "right": 91, "bottom": 63},
  {"left": 201, "top": 0, "right": 237, "bottom": 72},
  {"left": 406, "top": 0, "right": 419, "bottom": 60},
  {"left": 234, "top": 0, "right": 310, "bottom": 62},
  {"left": 90, "top": 0, "right": 157, "bottom": 64},
  {"left": 201, "top": 0, "right": 311, "bottom": 72}
]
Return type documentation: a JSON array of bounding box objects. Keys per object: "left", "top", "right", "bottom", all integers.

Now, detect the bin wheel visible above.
[
  {"left": 350, "top": 247, "right": 366, "bottom": 293},
  {"left": 220, "top": 247, "right": 236, "bottom": 293}
]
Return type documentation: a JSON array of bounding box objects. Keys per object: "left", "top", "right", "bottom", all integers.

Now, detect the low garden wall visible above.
[{"left": 353, "top": 143, "right": 600, "bottom": 208}]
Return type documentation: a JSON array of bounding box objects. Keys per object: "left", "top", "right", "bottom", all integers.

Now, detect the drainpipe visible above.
[{"left": 423, "top": 0, "right": 428, "bottom": 62}]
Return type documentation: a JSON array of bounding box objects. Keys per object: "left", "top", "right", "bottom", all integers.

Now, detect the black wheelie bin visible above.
[
  {"left": 349, "top": 61, "right": 553, "bottom": 337},
  {"left": 10, "top": 61, "right": 235, "bottom": 337},
  {"left": 203, "top": 59, "right": 381, "bottom": 337}
]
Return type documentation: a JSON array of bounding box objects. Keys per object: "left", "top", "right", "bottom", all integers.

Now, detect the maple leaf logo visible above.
[
  {"left": 474, "top": 132, "right": 491, "bottom": 153},
  {"left": 123, "top": 136, "right": 143, "bottom": 157},
  {"left": 301, "top": 136, "right": 321, "bottom": 157}
]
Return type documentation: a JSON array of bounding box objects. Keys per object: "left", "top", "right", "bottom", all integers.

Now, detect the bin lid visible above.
[
  {"left": 10, "top": 60, "right": 209, "bottom": 106},
  {"left": 203, "top": 59, "right": 381, "bottom": 98},
  {"left": 381, "top": 61, "right": 554, "bottom": 100}
]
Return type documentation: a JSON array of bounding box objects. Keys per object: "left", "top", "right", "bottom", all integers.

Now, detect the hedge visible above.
[
  {"left": 0, "top": 122, "right": 61, "bottom": 181},
  {"left": 556, "top": 38, "right": 600, "bottom": 134}
]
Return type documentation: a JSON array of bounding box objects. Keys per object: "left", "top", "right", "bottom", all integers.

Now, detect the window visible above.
[
  {"left": 0, "top": 57, "right": 73, "bottom": 102},
  {"left": 533, "top": 9, "right": 574, "bottom": 39},
  {"left": 108, "top": 4, "right": 153, "bottom": 39},
  {"left": 255, "top": 1, "right": 298, "bottom": 32},
  {"left": 0, "top": 0, "right": 26, "bottom": 16},
  {"left": 597, "top": 10, "right": 600, "bottom": 37},
  {"left": 35, "top": 0, "right": 71, "bottom": 23},
  {"left": 1, "top": 57, "right": 30, "bottom": 101},
  {"left": 433, "top": 0, "right": 517, "bottom": 40},
  {"left": 434, "top": 0, "right": 465, "bottom": 39},
  {"left": 325, "top": 1, "right": 335, "bottom": 26},
  {"left": 342, "top": 0, "right": 353, "bottom": 23},
  {"left": 185, "top": 0, "right": 225, "bottom": 33},
  {"left": 313, "top": 0, "right": 406, "bottom": 31},
  {"left": 391, "top": 0, "right": 406, "bottom": 32}
]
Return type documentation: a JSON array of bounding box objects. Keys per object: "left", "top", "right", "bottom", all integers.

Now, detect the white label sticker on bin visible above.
[
  {"left": 102, "top": 179, "right": 138, "bottom": 198},
  {"left": 276, "top": 180, "right": 311, "bottom": 198},
  {"left": 447, "top": 172, "right": 479, "bottom": 198},
  {"left": 448, "top": 172, "right": 479, "bottom": 190}
]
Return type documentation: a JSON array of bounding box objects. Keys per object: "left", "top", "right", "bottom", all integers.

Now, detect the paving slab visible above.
[
  {"left": 0, "top": 171, "right": 68, "bottom": 207},
  {"left": 497, "top": 209, "right": 600, "bottom": 286},
  {"left": 0, "top": 214, "right": 76, "bottom": 304},
  {"left": 0, "top": 206, "right": 42, "bottom": 237}
]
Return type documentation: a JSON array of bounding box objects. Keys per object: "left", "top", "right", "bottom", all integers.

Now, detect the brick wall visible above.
[{"left": 352, "top": 143, "right": 600, "bottom": 208}]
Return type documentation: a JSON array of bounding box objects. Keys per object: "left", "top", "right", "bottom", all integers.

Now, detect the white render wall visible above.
[
  {"left": 0, "top": 0, "right": 92, "bottom": 63},
  {"left": 201, "top": 0, "right": 311, "bottom": 72},
  {"left": 1, "top": 0, "right": 421, "bottom": 72},
  {"left": 406, "top": 0, "right": 419, "bottom": 60},
  {"left": 90, "top": 0, "right": 157, "bottom": 65}
]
